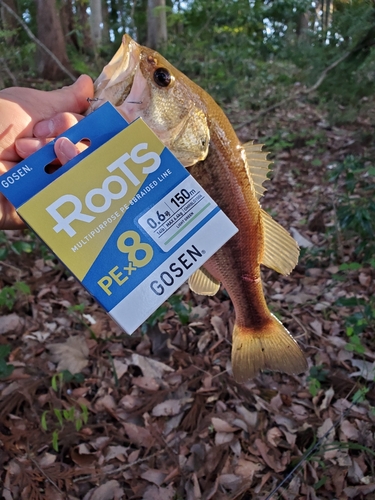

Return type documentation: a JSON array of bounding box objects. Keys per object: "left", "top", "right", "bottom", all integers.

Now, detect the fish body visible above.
[{"left": 91, "top": 35, "right": 307, "bottom": 381}]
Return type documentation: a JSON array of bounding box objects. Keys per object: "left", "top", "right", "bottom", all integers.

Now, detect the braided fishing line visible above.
[{"left": 264, "top": 383, "right": 374, "bottom": 500}]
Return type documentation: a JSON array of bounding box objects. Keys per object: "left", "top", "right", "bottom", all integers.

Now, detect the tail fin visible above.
[{"left": 231, "top": 314, "right": 307, "bottom": 383}]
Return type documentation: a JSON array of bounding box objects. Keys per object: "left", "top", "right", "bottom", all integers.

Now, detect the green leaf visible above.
[
  {"left": 75, "top": 418, "right": 83, "bottom": 432},
  {"left": 54, "top": 408, "right": 63, "bottom": 428},
  {"left": 0, "top": 359, "right": 14, "bottom": 379},
  {"left": 0, "top": 247, "right": 8, "bottom": 260},
  {"left": 52, "top": 430, "right": 59, "bottom": 452},
  {"left": 41, "top": 411, "right": 49, "bottom": 431},
  {"left": 311, "top": 158, "right": 322, "bottom": 167},
  {"left": 80, "top": 404, "right": 89, "bottom": 424},
  {"left": 0, "top": 345, "right": 11, "bottom": 359}
]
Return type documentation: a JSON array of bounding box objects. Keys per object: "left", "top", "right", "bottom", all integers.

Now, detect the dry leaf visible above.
[
  {"left": 210, "top": 316, "right": 227, "bottom": 337},
  {"left": 47, "top": 336, "right": 89, "bottom": 374},
  {"left": 0, "top": 314, "right": 24, "bottom": 334},
  {"left": 211, "top": 417, "right": 239, "bottom": 433},
  {"left": 350, "top": 359, "right": 375, "bottom": 381},
  {"left": 84, "top": 480, "right": 123, "bottom": 500},
  {"left": 215, "top": 432, "right": 234, "bottom": 445},
  {"left": 340, "top": 420, "right": 359, "bottom": 441},
  {"left": 105, "top": 446, "right": 128, "bottom": 462},
  {"left": 290, "top": 227, "right": 313, "bottom": 248},
  {"left": 140, "top": 469, "right": 167, "bottom": 486},
  {"left": 142, "top": 485, "right": 175, "bottom": 500},
  {"left": 152, "top": 399, "right": 183, "bottom": 417},
  {"left": 123, "top": 422, "right": 153, "bottom": 447},
  {"left": 127, "top": 353, "right": 174, "bottom": 379},
  {"left": 266, "top": 427, "right": 283, "bottom": 447}
]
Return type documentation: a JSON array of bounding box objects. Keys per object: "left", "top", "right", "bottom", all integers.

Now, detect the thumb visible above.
[{"left": 43, "top": 74, "right": 94, "bottom": 116}]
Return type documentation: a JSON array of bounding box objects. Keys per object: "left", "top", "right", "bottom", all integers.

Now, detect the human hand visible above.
[{"left": 0, "top": 75, "right": 94, "bottom": 229}]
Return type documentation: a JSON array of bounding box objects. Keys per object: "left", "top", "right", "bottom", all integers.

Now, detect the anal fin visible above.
[{"left": 261, "top": 209, "right": 299, "bottom": 275}]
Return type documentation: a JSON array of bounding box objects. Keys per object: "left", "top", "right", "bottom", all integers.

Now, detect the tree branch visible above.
[
  {"left": 234, "top": 50, "right": 352, "bottom": 131},
  {"left": 0, "top": 0, "right": 76, "bottom": 82}
]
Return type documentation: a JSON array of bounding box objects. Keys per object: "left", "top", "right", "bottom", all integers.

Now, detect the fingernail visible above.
[
  {"left": 34, "top": 118, "right": 54, "bottom": 138},
  {"left": 57, "top": 138, "right": 79, "bottom": 163}
]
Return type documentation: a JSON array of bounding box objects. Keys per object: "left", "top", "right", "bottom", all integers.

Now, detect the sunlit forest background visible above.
[
  {"left": 1, "top": 0, "right": 375, "bottom": 123},
  {"left": 1, "top": 1, "right": 375, "bottom": 499}
]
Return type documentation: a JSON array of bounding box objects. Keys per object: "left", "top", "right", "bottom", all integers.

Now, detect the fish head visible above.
[{"left": 92, "top": 35, "right": 210, "bottom": 167}]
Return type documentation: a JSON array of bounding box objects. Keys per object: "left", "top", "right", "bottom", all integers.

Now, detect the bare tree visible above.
[{"left": 147, "top": 0, "right": 167, "bottom": 50}]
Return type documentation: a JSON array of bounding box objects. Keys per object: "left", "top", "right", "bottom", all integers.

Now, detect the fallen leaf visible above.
[
  {"left": 123, "top": 422, "right": 153, "bottom": 447},
  {"left": 266, "top": 427, "right": 283, "bottom": 447},
  {"left": 211, "top": 417, "right": 239, "bottom": 433},
  {"left": 128, "top": 353, "right": 173, "bottom": 379},
  {"left": 290, "top": 227, "right": 313, "bottom": 248},
  {"left": 152, "top": 399, "right": 183, "bottom": 417},
  {"left": 105, "top": 445, "right": 128, "bottom": 462},
  {"left": 47, "top": 336, "right": 89, "bottom": 374},
  {"left": 0, "top": 314, "right": 24, "bottom": 335},
  {"left": 140, "top": 469, "right": 167, "bottom": 486},
  {"left": 215, "top": 431, "right": 234, "bottom": 445},
  {"left": 344, "top": 483, "right": 375, "bottom": 498},
  {"left": 84, "top": 480, "right": 123, "bottom": 500},
  {"left": 142, "top": 484, "right": 175, "bottom": 500},
  {"left": 350, "top": 359, "right": 375, "bottom": 381}
]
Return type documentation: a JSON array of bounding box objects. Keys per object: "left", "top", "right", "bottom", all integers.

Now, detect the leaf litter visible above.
[{"left": 0, "top": 98, "right": 375, "bottom": 499}]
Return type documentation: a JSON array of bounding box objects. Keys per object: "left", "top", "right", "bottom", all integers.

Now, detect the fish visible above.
[{"left": 90, "top": 35, "right": 307, "bottom": 382}]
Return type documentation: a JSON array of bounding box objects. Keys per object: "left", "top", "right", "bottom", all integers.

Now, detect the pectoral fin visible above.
[
  {"left": 261, "top": 209, "right": 299, "bottom": 275},
  {"left": 188, "top": 267, "right": 220, "bottom": 296}
]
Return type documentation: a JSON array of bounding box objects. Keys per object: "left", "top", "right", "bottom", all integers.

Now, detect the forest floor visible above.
[{"left": 0, "top": 95, "right": 375, "bottom": 500}]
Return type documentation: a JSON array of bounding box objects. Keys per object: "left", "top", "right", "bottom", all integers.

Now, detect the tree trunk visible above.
[
  {"left": 101, "top": 0, "right": 110, "bottom": 46},
  {"left": 76, "top": 0, "right": 95, "bottom": 56},
  {"left": 147, "top": 0, "right": 167, "bottom": 51},
  {"left": 90, "top": 0, "right": 103, "bottom": 48},
  {"left": 296, "top": 11, "right": 309, "bottom": 41},
  {"left": 35, "top": 0, "right": 72, "bottom": 80},
  {"left": 0, "top": 0, "right": 18, "bottom": 32}
]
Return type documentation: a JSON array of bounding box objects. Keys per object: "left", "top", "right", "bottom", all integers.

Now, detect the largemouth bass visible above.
[{"left": 90, "top": 35, "right": 307, "bottom": 382}]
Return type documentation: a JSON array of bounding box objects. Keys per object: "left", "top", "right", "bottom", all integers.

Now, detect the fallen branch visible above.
[
  {"left": 0, "top": 0, "right": 76, "bottom": 82},
  {"left": 234, "top": 50, "right": 351, "bottom": 130}
]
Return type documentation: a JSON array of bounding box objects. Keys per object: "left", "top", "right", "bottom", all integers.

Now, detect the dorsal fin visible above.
[
  {"left": 261, "top": 209, "right": 299, "bottom": 275},
  {"left": 188, "top": 267, "right": 220, "bottom": 296},
  {"left": 243, "top": 141, "right": 272, "bottom": 201}
]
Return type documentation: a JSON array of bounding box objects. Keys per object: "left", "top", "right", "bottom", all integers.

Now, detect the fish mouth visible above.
[{"left": 90, "top": 35, "right": 141, "bottom": 113}]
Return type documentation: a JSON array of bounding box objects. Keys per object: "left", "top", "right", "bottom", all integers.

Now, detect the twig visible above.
[
  {"left": 29, "top": 456, "right": 65, "bottom": 496},
  {"left": 0, "top": 0, "right": 75, "bottom": 82},
  {"left": 73, "top": 450, "right": 161, "bottom": 482},
  {"left": 0, "top": 57, "right": 18, "bottom": 86},
  {"left": 235, "top": 50, "right": 351, "bottom": 130}
]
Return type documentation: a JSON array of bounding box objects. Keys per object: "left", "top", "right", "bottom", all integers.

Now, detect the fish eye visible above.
[{"left": 153, "top": 67, "right": 172, "bottom": 87}]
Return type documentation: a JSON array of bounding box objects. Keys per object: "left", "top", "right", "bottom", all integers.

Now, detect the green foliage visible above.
[
  {"left": 0, "top": 345, "right": 14, "bottom": 379},
  {"left": 334, "top": 294, "right": 375, "bottom": 354},
  {"left": 141, "top": 304, "right": 169, "bottom": 334},
  {"left": 307, "top": 365, "right": 329, "bottom": 397},
  {"left": 0, "top": 231, "right": 35, "bottom": 261},
  {"left": 0, "top": 282, "right": 30, "bottom": 310},
  {"left": 41, "top": 371, "right": 89, "bottom": 451},
  {"left": 168, "top": 294, "right": 191, "bottom": 325},
  {"left": 328, "top": 155, "right": 375, "bottom": 261}
]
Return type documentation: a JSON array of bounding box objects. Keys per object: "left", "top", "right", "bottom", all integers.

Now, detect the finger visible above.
[
  {"left": 15, "top": 137, "right": 51, "bottom": 158},
  {"left": 54, "top": 137, "right": 87, "bottom": 165},
  {"left": 33, "top": 112, "right": 83, "bottom": 139},
  {"left": 0, "top": 161, "right": 26, "bottom": 230},
  {"left": 47, "top": 74, "right": 94, "bottom": 116}
]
